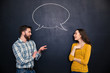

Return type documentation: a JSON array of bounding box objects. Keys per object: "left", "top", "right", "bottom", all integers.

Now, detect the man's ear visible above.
[{"left": 22, "top": 31, "right": 25, "bottom": 35}]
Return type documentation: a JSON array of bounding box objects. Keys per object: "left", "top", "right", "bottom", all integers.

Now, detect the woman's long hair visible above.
[{"left": 75, "top": 29, "right": 91, "bottom": 45}]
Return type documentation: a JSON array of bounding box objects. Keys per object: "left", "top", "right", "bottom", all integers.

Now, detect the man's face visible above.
[{"left": 24, "top": 28, "right": 32, "bottom": 41}]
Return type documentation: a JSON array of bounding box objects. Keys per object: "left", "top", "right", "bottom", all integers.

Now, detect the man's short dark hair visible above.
[{"left": 19, "top": 25, "right": 32, "bottom": 35}]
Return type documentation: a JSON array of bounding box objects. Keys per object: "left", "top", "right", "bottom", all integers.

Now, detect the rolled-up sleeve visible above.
[
  {"left": 32, "top": 41, "right": 41, "bottom": 61},
  {"left": 35, "top": 53, "right": 41, "bottom": 61}
]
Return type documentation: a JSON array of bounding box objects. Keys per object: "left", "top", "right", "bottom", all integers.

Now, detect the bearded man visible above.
[{"left": 12, "top": 25, "right": 47, "bottom": 73}]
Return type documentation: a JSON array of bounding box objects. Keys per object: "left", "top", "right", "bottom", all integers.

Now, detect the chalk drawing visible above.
[{"left": 32, "top": 3, "right": 70, "bottom": 31}]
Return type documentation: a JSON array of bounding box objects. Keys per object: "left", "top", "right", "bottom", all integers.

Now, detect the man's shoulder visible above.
[
  {"left": 29, "top": 40, "right": 34, "bottom": 42},
  {"left": 29, "top": 40, "right": 35, "bottom": 43},
  {"left": 12, "top": 39, "right": 19, "bottom": 46}
]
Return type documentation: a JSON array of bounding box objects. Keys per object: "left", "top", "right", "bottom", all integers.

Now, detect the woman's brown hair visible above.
[{"left": 76, "top": 29, "right": 91, "bottom": 45}]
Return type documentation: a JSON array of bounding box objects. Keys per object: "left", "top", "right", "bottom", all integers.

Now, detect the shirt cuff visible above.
[{"left": 35, "top": 53, "right": 41, "bottom": 61}]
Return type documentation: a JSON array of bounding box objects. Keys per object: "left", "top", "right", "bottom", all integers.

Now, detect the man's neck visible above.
[{"left": 20, "top": 35, "right": 27, "bottom": 43}]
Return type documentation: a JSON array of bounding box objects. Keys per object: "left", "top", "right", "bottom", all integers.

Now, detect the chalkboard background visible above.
[{"left": 0, "top": 0, "right": 110, "bottom": 73}]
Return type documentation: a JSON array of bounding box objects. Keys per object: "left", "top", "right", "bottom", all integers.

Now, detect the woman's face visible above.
[{"left": 74, "top": 30, "right": 81, "bottom": 41}]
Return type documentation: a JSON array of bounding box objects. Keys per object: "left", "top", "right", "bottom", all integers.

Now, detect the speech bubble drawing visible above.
[{"left": 32, "top": 3, "right": 70, "bottom": 31}]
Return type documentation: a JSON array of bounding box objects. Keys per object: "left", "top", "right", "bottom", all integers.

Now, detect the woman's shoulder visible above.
[
  {"left": 85, "top": 43, "right": 91, "bottom": 46},
  {"left": 85, "top": 44, "right": 92, "bottom": 48},
  {"left": 72, "top": 43, "right": 78, "bottom": 46}
]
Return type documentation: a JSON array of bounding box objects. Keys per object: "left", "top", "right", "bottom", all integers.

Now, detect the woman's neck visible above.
[{"left": 78, "top": 39, "right": 85, "bottom": 45}]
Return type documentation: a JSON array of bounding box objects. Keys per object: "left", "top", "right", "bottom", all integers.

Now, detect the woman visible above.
[{"left": 69, "top": 29, "right": 91, "bottom": 73}]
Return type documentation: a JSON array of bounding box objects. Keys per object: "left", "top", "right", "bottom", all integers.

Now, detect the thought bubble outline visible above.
[{"left": 32, "top": 3, "right": 70, "bottom": 31}]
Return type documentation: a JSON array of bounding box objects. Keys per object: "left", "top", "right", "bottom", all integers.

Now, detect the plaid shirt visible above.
[{"left": 12, "top": 38, "right": 41, "bottom": 68}]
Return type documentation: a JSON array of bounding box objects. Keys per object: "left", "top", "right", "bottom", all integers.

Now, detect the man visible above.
[{"left": 12, "top": 25, "right": 47, "bottom": 73}]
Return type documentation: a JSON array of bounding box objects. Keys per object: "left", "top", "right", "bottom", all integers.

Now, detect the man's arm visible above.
[
  {"left": 32, "top": 41, "right": 47, "bottom": 61},
  {"left": 12, "top": 44, "right": 34, "bottom": 64}
]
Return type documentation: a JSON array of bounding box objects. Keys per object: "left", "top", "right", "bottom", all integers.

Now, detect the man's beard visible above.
[{"left": 24, "top": 34, "right": 30, "bottom": 41}]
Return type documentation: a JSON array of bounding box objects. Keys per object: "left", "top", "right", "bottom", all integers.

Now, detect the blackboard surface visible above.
[{"left": 0, "top": 0, "right": 110, "bottom": 73}]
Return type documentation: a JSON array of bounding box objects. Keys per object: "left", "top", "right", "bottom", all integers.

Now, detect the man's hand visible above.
[
  {"left": 38, "top": 45, "right": 47, "bottom": 53},
  {"left": 32, "top": 51, "right": 37, "bottom": 58}
]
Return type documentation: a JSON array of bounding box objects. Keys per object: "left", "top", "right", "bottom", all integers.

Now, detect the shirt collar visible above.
[
  {"left": 18, "top": 38, "right": 25, "bottom": 43},
  {"left": 18, "top": 38, "right": 31, "bottom": 43}
]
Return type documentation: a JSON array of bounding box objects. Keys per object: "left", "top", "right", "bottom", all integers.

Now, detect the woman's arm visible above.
[
  {"left": 69, "top": 43, "right": 81, "bottom": 61},
  {"left": 73, "top": 45, "right": 91, "bottom": 65},
  {"left": 69, "top": 47, "right": 76, "bottom": 61}
]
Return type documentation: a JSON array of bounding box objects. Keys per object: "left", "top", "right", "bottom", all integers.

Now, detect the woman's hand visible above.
[{"left": 74, "top": 45, "right": 81, "bottom": 49}]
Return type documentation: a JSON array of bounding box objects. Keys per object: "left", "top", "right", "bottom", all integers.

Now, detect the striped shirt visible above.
[{"left": 12, "top": 38, "right": 41, "bottom": 68}]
